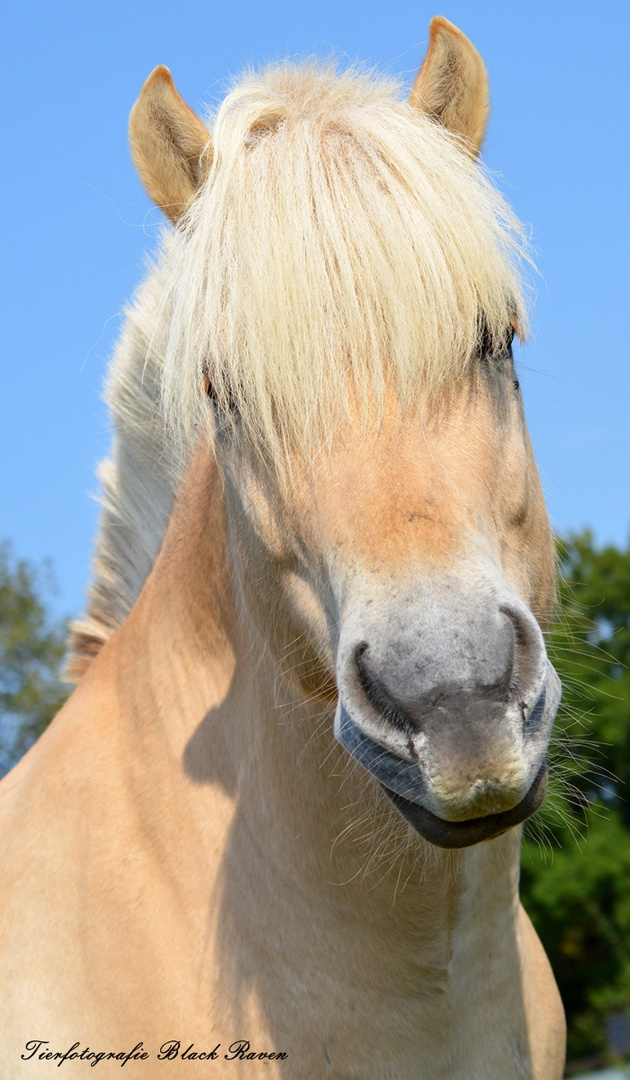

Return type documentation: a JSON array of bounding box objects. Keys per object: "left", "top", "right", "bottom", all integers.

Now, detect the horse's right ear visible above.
[
  {"left": 410, "top": 17, "right": 489, "bottom": 156},
  {"left": 129, "top": 66, "right": 212, "bottom": 223}
]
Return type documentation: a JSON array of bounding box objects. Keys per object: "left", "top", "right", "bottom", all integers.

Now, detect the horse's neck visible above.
[{"left": 108, "top": 444, "right": 521, "bottom": 981}]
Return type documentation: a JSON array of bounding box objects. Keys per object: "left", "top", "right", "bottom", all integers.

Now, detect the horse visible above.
[{"left": 0, "top": 17, "right": 566, "bottom": 1078}]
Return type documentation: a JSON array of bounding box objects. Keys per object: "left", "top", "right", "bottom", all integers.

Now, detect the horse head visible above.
[{"left": 122, "top": 18, "right": 560, "bottom": 849}]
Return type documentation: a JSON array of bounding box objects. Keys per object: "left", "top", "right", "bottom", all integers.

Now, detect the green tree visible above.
[
  {"left": 521, "top": 532, "right": 630, "bottom": 1062},
  {"left": 0, "top": 542, "right": 69, "bottom": 777}
]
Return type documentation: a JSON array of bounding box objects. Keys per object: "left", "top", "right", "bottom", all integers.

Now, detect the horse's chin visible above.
[{"left": 379, "top": 765, "right": 548, "bottom": 849}]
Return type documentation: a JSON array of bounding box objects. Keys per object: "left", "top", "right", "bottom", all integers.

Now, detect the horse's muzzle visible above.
[{"left": 379, "top": 764, "right": 548, "bottom": 848}]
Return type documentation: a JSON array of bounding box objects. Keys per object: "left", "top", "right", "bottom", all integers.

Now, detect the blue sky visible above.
[{"left": 1, "top": 0, "right": 629, "bottom": 621}]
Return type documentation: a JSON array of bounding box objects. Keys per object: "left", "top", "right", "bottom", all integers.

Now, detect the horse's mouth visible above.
[{"left": 380, "top": 764, "right": 548, "bottom": 849}]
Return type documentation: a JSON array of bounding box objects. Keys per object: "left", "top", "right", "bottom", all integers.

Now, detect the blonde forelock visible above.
[{"left": 159, "top": 61, "right": 530, "bottom": 464}]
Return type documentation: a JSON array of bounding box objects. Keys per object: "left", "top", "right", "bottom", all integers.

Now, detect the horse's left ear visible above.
[
  {"left": 129, "top": 66, "right": 212, "bottom": 223},
  {"left": 410, "top": 17, "right": 489, "bottom": 156}
]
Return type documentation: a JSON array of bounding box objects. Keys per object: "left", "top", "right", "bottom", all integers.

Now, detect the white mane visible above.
[{"left": 68, "top": 60, "right": 530, "bottom": 679}]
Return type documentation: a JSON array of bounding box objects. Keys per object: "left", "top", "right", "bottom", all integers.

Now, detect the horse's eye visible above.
[
  {"left": 478, "top": 318, "right": 493, "bottom": 361},
  {"left": 203, "top": 374, "right": 239, "bottom": 416},
  {"left": 494, "top": 325, "right": 516, "bottom": 359},
  {"left": 477, "top": 319, "right": 515, "bottom": 362}
]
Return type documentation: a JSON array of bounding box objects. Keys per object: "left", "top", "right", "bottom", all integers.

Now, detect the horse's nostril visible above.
[
  {"left": 499, "top": 603, "right": 547, "bottom": 711},
  {"left": 354, "top": 641, "right": 369, "bottom": 661},
  {"left": 353, "top": 643, "right": 420, "bottom": 738},
  {"left": 500, "top": 603, "right": 539, "bottom": 653}
]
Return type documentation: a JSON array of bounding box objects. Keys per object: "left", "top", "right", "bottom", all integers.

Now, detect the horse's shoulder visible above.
[{"left": 517, "top": 903, "right": 566, "bottom": 1079}]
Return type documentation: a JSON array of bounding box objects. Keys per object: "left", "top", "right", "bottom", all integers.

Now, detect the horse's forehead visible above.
[{"left": 228, "top": 380, "right": 525, "bottom": 541}]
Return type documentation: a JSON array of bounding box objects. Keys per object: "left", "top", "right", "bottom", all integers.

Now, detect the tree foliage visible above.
[
  {"left": 0, "top": 542, "right": 69, "bottom": 776},
  {"left": 521, "top": 532, "right": 630, "bottom": 1062}
]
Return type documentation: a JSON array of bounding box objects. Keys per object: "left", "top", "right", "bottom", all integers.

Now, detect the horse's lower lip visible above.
[{"left": 380, "top": 765, "right": 548, "bottom": 849}]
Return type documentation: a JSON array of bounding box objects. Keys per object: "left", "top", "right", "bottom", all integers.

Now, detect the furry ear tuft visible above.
[
  {"left": 129, "top": 66, "right": 212, "bottom": 222},
  {"left": 410, "top": 17, "right": 489, "bottom": 156}
]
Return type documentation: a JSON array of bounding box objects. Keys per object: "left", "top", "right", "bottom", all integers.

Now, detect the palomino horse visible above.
[{"left": 1, "top": 17, "right": 565, "bottom": 1078}]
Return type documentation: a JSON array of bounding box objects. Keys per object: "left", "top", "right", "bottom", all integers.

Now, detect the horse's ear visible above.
[
  {"left": 410, "top": 17, "right": 489, "bottom": 156},
  {"left": 129, "top": 66, "right": 212, "bottom": 223}
]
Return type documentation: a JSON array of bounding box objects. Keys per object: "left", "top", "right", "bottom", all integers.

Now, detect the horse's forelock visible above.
[{"left": 158, "top": 61, "right": 530, "bottom": 464}]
